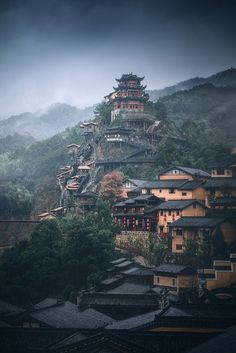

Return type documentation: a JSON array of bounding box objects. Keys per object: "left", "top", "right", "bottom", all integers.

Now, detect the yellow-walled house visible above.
[
  {"left": 170, "top": 217, "right": 236, "bottom": 254},
  {"left": 153, "top": 264, "right": 198, "bottom": 294},
  {"left": 140, "top": 180, "right": 206, "bottom": 202},
  {"left": 198, "top": 253, "right": 236, "bottom": 291},
  {"left": 158, "top": 166, "right": 210, "bottom": 181},
  {"left": 153, "top": 200, "right": 206, "bottom": 236}
]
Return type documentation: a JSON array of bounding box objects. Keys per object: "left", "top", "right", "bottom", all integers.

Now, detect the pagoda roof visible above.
[{"left": 115, "top": 73, "right": 144, "bottom": 82}]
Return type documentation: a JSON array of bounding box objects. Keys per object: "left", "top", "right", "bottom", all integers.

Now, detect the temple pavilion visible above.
[{"left": 105, "top": 73, "right": 149, "bottom": 123}]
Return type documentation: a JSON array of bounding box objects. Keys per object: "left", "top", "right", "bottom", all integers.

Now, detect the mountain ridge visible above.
[{"left": 147, "top": 67, "right": 236, "bottom": 101}]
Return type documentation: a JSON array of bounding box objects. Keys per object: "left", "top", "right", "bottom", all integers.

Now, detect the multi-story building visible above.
[
  {"left": 106, "top": 73, "right": 149, "bottom": 121},
  {"left": 170, "top": 217, "right": 236, "bottom": 254}
]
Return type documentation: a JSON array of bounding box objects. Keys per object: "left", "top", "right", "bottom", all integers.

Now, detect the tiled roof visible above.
[
  {"left": 100, "top": 276, "right": 123, "bottom": 286},
  {"left": 110, "top": 258, "right": 128, "bottom": 265},
  {"left": 30, "top": 302, "right": 115, "bottom": 329},
  {"left": 0, "top": 300, "right": 24, "bottom": 316},
  {"left": 204, "top": 177, "right": 236, "bottom": 189},
  {"left": 154, "top": 199, "right": 204, "bottom": 210},
  {"left": 160, "top": 166, "right": 210, "bottom": 178},
  {"left": 129, "top": 179, "right": 147, "bottom": 187},
  {"left": 154, "top": 264, "right": 196, "bottom": 275},
  {"left": 140, "top": 180, "right": 187, "bottom": 189},
  {"left": 107, "top": 282, "right": 150, "bottom": 295},
  {"left": 80, "top": 293, "right": 159, "bottom": 307},
  {"left": 179, "top": 180, "right": 204, "bottom": 190},
  {"left": 169, "top": 217, "right": 226, "bottom": 228},
  {"left": 105, "top": 309, "right": 162, "bottom": 330},
  {"left": 114, "top": 260, "right": 134, "bottom": 268},
  {"left": 123, "top": 268, "right": 154, "bottom": 277}
]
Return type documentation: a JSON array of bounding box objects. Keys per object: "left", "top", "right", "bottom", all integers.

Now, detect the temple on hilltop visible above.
[{"left": 105, "top": 73, "right": 149, "bottom": 123}]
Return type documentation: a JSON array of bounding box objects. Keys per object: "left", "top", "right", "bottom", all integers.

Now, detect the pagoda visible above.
[{"left": 106, "top": 73, "right": 149, "bottom": 121}]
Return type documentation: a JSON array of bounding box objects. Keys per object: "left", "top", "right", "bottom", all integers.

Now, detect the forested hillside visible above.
[
  {"left": 148, "top": 67, "right": 236, "bottom": 101},
  {"left": 0, "top": 103, "right": 94, "bottom": 139},
  {"left": 0, "top": 68, "right": 235, "bottom": 219}
]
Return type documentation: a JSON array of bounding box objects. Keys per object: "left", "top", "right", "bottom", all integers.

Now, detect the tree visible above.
[
  {"left": 94, "top": 101, "right": 112, "bottom": 126},
  {"left": 183, "top": 238, "right": 199, "bottom": 258},
  {"left": 99, "top": 170, "right": 124, "bottom": 202},
  {"left": 152, "top": 242, "right": 168, "bottom": 266}
]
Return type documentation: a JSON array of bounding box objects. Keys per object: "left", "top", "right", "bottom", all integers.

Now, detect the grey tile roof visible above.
[
  {"left": 80, "top": 293, "right": 159, "bottom": 307},
  {"left": 123, "top": 268, "right": 154, "bottom": 277},
  {"left": 121, "top": 267, "right": 140, "bottom": 275},
  {"left": 140, "top": 180, "right": 187, "bottom": 189},
  {"left": 188, "top": 325, "right": 236, "bottom": 353},
  {"left": 204, "top": 177, "right": 236, "bottom": 189},
  {"left": 48, "top": 332, "right": 88, "bottom": 350},
  {"left": 162, "top": 304, "right": 236, "bottom": 318},
  {"left": 105, "top": 309, "right": 162, "bottom": 330},
  {"left": 107, "top": 282, "right": 150, "bottom": 295},
  {"left": 160, "top": 166, "right": 210, "bottom": 178},
  {"left": 30, "top": 302, "right": 115, "bottom": 329},
  {"left": 169, "top": 217, "right": 226, "bottom": 228},
  {"left": 100, "top": 276, "right": 123, "bottom": 286},
  {"left": 110, "top": 258, "right": 127, "bottom": 265},
  {"left": 154, "top": 264, "right": 196, "bottom": 275},
  {"left": 0, "top": 300, "right": 24, "bottom": 316},
  {"left": 34, "top": 298, "right": 58, "bottom": 310},
  {"left": 155, "top": 199, "right": 204, "bottom": 210},
  {"left": 134, "top": 194, "right": 159, "bottom": 201},
  {"left": 179, "top": 180, "right": 204, "bottom": 190},
  {"left": 125, "top": 179, "right": 147, "bottom": 187},
  {"left": 114, "top": 260, "right": 134, "bottom": 268}
]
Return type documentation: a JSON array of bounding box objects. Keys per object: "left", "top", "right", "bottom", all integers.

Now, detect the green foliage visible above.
[
  {"left": 0, "top": 200, "right": 116, "bottom": 305},
  {"left": 0, "top": 183, "right": 34, "bottom": 218},
  {"left": 152, "top": 242, "right": 168, "bottom": 265},
  {"left": 183, "top": 239, "right": 199, "bottom": 258},
  {"left": 145, "top": 101, "right": 167, "bottom": 120},
  {"left": 94, "top": 101, "right": 112, "bottom": 126}
]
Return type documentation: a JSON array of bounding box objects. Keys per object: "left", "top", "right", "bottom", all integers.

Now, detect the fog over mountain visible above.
[{"left": 0, "top": 0, "right": 235, "bottom": 118}]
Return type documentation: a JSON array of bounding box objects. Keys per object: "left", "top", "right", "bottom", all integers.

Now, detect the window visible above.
[
  {"left": 168, "top": 210, "right": 171, "bottom": 216},
  {"left": 159, "top": 189, "right": 162, "bottom": 193},
  {"left": 176, "top": 244, "right": 183, "bottom": 250},
  {"left": 157, "top": 277, "right": 160, "bottom": 284},
  {"left": 182, "top": 192, "right": 187, "bottom": 196},
  {"left": 169, "top": 189, "right": 175, "bottom": 194},
  {"left": 160, "top": 210, "right": 163, "bottom": 216},
  {"left": 176, "top": 210, "right": 180, "bottom": 216},
  {"left": 193, "top": 203, "right": 196, "bottom": 209},
  {"left": 176, "top": 229, "right": 183, "bottom": 236},
  {"left": 172, "top": 278, "right": 176, "bottom": 286}
]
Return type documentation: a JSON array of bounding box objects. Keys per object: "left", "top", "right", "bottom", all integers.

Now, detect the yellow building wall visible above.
[
  {"left": 192, "top": 187, "right": 206, "bottom": 201},
  {"left": 153, "top": 275, "right": 177, "bottom": 288},
  {"left": 177, "top": 275, "right": 198, "bottom": 289},
  {"left": 154, "top": 274, "right": 198, "bottom": 292},
  {"left": 206, "top": 263, "right": 236, "bottom": 291},
  {"left": 141, "top": 187, "right": 205, "bottom": 202},
  {"left": 157, "top": 204, "right": 206, "bottom": 234}
]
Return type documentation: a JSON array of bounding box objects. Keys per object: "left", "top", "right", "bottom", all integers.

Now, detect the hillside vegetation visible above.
[
  {"left": 0, "top": 103, "right": 94, "bottom": 139},
  {"left": 148, "top": 67, "right": 236, "bottom": 101},
  {"left": 0, "top": 68, "right": 235, "bottom": 218}
]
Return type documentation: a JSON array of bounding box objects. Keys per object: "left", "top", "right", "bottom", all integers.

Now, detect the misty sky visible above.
[{"left": 0, "top": 0, "right": 235, "bottom": 118}]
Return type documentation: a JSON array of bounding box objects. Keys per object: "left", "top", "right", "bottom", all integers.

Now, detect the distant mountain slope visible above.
[
  {"left": 159, "top": 83, "right": 236, "bottom": 145},
  {"left": 148, "top": 67, "right": 236, "bottom": 101},
  {"left": 0, "top": 103, "right": 95, "bottom": 139}
]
